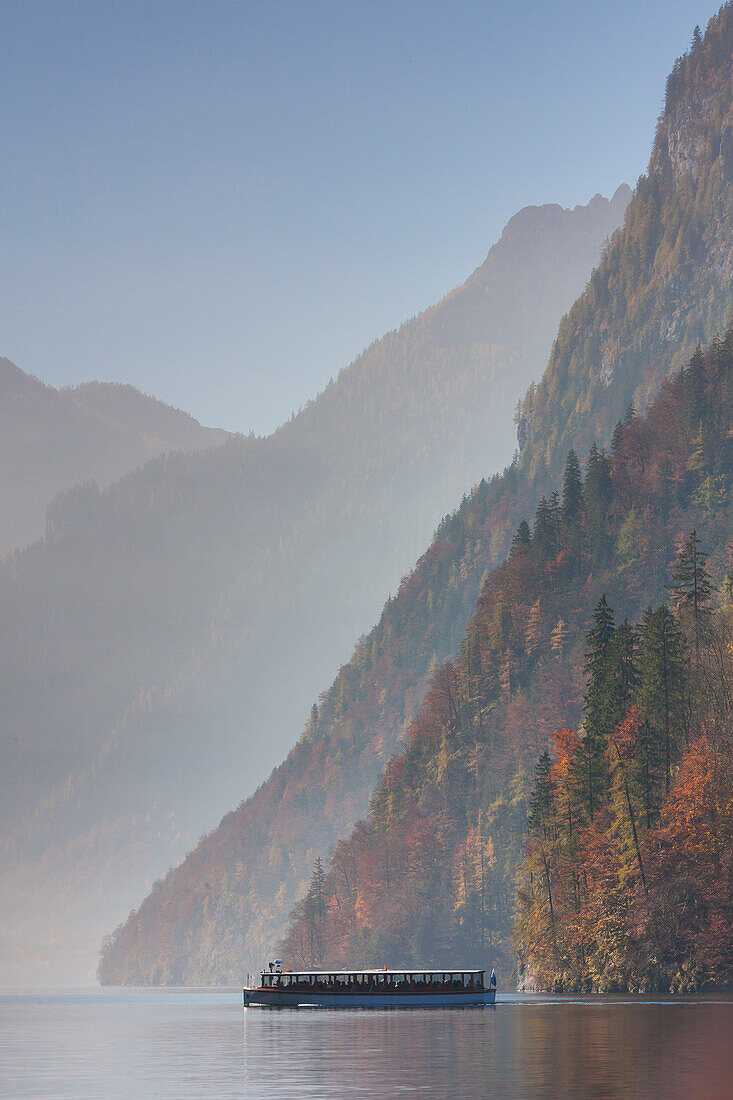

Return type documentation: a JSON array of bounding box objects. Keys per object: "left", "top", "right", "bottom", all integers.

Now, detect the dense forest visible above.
[
  {"left": 98, "top": 7, "right": 733, "bottom": 987},
  {"left": 281, "top": 331, "right": 733, "bottom": 991},
  {"left": 518, "top": 578, "right": 733, "bottom": 992}
]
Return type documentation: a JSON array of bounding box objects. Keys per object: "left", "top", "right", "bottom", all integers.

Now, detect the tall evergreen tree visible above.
[
  {"left": 670, "top": 530, "right": 712, "bottom": 657},
  {"left": 583, "top": 444, "right": 612, "bottom": 566},
  {"left": 533, "top": 496, "right": 559, "bottom": 560},
  {"left": 511, "top": 519, "right": 532, "bottom": 557},
  {"left": 610, "top": 618, "right": 638, "bottom": 718},
  {"left": 562, "top": 449, "right": 583, "bottom": 523},
  {"left": 302, "top": 857, "right": 327, "bottom": 966},
  {"left": 580, "top": 596, "right": 616, "bottom": 817},
  {"left": 637, "top": 605, "right": 685, "bottom": 806}
]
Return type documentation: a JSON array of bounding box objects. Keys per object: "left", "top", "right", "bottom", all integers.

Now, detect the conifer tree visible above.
[
  {"left": 611, "top": 419, "right": 625, "bottom": 459},
  {"left": 580, "top": 596, "right": 616, "bottom": 817},
  {"left": 526, "top": 751, "right": 559, "bottom": 960},
  {"left": 583, "top": 444, "right": 612, "bottom": 566},
  {"left": 528, "top": 751, "right": 554, "bottom": 837},
  {"left": 302, "top": 857, "right": 327, "bottom": 966},
  {"left": 562, "top": 449, "right": 583, "bottom": 523},
  {"left": 637, "top": 605, "right": 685, "bottom": 804},
  {"left": 533, "top": 495, "right": 559, "bottom": 560},
  {"left": 670, "top": 530, "right": 712, "bottom": 657},
  {"left": 511, "top": 519, "right": 532, "bottom": 557},
  {"left": 610, "top": 618, "right": 638, "bottom": 718}
]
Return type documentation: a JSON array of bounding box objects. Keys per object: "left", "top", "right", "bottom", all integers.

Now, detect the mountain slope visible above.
[
  {"left": 98, "top": 6, "right": 733, "bottom": 987},
  {"left": 0, "top": 361, "right": 227, "bottom": 556},
  {"left": 0, "top": 192, "right": 627, "bottom": 985},
  {"left": 279, "top": 330, "right": 733, "bottom": 987}
]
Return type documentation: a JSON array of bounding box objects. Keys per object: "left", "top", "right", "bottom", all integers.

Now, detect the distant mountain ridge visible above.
[
  {"left": 0, "top": 189, "right": 629, "bottom": 985},
  {"left": 0, "top": 361, "right": 228, "bottom": 556},
  {"left": 66, "top": 381, "right": 229, "bottom": 454},
  {"left": 97, "top": 5, "right": 733, "bottom": 987}
]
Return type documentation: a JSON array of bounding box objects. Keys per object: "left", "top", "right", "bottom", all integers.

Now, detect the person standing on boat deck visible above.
[{"left": 490, "top": 968, "right": 497, "bottom": 991}]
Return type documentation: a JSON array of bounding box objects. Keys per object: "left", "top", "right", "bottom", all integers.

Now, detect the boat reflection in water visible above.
[{"left": 244, "top": 966, "right": 496, "bottom": 1008}]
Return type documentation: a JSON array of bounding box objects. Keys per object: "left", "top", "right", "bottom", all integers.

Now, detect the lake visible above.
[{"left": 2, "top": 989, "right": 733, "bottom": 1098}]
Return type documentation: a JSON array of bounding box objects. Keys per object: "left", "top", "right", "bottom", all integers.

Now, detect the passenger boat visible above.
[{"left": 243, "top": 965, "right": 496, "bottom": 1008}]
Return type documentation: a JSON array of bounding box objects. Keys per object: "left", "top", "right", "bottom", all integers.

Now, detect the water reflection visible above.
[
  {"left": 1, "top": 989, "right": 732, "bottom": 1099},
  {"left": 242, "top": 995, "right": 733, "bottom": 1099}
]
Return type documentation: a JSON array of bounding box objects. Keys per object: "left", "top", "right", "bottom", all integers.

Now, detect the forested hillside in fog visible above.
[
  {"left": 1, "top": 190, "right": 627, "bottom": 985},
  {"left": 100, "top": 9, "right": 733, "bottom": 987}
]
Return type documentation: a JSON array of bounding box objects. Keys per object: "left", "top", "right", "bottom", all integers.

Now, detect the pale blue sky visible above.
[{"left": 0, "top": 1, "right": 717, "bottom": 433}]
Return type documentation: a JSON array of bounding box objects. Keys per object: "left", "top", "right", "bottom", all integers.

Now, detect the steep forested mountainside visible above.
[
  {"left": 0, "top": 361, "right": 227, "bottom": 555},
  {"left": 98, "top": 7, "right": 733, "bottom": 988},
  {"left": 276, "top": 333, "right": 733, "bottom": 991},
  {"left": 517, "top": 8, "right": 733, "bottom": 476},
  {"left": 95, "top": 8, "right": 730, "bottom": 990},
  {"left": 1, "top": 194, "right": 626, "bottom": 985}
]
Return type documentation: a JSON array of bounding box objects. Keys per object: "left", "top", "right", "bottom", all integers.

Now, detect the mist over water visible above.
[{"left": 2, "top": 990, "right": 732, "bottom": 1099}]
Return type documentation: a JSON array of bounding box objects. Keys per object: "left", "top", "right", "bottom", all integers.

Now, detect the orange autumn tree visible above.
[{"left": 647, "top": 738, "right": 733, "bottom": 990}]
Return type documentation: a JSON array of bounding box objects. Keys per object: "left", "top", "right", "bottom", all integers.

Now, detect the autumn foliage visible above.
[{"left": 282, "top": 332, "right": 733, "bottom": 990}]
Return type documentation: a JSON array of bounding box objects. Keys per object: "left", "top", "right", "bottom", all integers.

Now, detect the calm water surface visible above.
[{"left": 1, "top": 988, "right": 733, "bottom": 1099}]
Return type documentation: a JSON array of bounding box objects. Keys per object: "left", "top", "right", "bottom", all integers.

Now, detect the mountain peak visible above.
[{"left": 495, "top": 187, "right": 630, "bottom": 251}]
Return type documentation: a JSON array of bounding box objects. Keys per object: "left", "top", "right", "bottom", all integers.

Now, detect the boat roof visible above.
[{"left": 272, "top": 968, "right": 485, "bottom": 975}]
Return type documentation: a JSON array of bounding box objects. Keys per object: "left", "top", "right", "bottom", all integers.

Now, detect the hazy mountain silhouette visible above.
[
  {"left": 0, "top": 189, "right": 628, "bottom": 985},
  {"left": 0, "top": 361, "right": 228, "bottom": 556}
]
